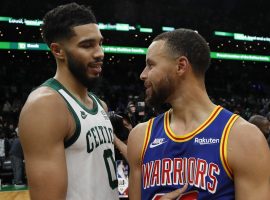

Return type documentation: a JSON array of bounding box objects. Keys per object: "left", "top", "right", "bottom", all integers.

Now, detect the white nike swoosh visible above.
[{"left": 149, "top": 141, "right": 167, "bottom": 148}]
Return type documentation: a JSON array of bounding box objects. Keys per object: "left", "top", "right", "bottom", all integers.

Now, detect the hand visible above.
[{"left": 160, "top": 184, "right": 188, "bottom": 200}]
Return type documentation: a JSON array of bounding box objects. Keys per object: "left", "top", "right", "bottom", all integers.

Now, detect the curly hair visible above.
[{"left": 41, "top": 3, "right": 97, "bottom": 46}]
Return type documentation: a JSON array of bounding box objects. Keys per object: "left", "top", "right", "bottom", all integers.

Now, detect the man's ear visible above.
[
  {"left": 176, "top": 56, "right": 189, "bottom": 76},
  {"left": 50, "top": 43, "right": 65, "bottom": 60}
]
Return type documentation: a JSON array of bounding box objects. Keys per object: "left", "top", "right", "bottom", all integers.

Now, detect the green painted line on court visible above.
[{"left": 0, "top": 185, "right": 28, "bottom": 192}]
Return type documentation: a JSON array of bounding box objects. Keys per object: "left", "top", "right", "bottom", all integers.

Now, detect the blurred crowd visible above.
[{"left": 0, "top": 56, "right": 270, "bottom": 139}]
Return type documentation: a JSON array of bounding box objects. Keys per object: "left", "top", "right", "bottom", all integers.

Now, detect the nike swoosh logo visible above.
[{"left": 149, "top": 141, "right": 167, "bottom": 148}]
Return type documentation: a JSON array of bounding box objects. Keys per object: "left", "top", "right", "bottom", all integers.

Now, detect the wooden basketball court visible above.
[
  {"left": 0, "top": 190, "right": 30, "bottom": 200},
  {"left": 0, "top": 185, "right": 30, "bottom": 200}
]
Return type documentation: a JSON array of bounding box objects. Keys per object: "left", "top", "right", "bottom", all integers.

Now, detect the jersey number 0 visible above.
[{"left": 103, "top": 149, "right": 118, "bottom": 189}]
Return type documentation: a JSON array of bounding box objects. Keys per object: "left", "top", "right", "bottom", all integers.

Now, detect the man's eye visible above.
[
  {"left": 81, "top": 43, "right": 94, "bottom": 48},
  {"left": 147, "top": 63, "right": 153, "bottom": 69},
  {"left": 82, "top": 45, "right": 91, "bottom": 48}
]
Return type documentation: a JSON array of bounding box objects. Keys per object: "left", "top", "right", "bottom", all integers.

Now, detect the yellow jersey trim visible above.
[
  {"left": 164, "top": 106, "right": 223, "bottom": 142},
  {"left": 220, "top": 114, "right": 239, "bottom": 179},
  {"left": 140, "top": 118, "right": 154, "bottom": 163}
]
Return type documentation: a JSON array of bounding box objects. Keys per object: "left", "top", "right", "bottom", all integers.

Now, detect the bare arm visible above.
[
  {"left": 19, "top": 88, "right": 71, "bottom": 200},
  {"left": 127, "top": 122, "right": 148, "bottom": 200},
  {"left": 228, "top": 118, "right": 270, "bottom": 200},
  {"left": 114, "top": 134, "right": 128, "bottom": 161}
]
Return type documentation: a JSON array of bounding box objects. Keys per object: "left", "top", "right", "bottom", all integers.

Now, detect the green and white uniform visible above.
[{"left": 42, "top": 78, "right": 119, "bottom": 200}]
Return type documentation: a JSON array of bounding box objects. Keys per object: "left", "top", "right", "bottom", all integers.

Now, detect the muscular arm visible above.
[
  {"left": 19, "top": 88, "right": 71, "bottom": 200},
  {"left": 228, "top": 118, "right": 270, "bottom": 200},
  {"left": 127, "top": 122, "right": 148, "bottom": 200}
]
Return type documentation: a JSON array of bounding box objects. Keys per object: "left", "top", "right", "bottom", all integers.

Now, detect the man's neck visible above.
[
  {"left": 168, "top": 83, "right": 216, "bottom": 136},
  {"left": 54, "top": 70, "right": 89, "bottom": 103}
]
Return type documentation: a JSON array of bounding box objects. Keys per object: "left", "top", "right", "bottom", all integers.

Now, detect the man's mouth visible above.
[
  {"left": 144, "top": 82, "right": 151, "bottom": 89},
  {"left": 88, "top": 62, "right": 103, "bottom": 74},
  {"left": 89, "top": 62, "right": 103, "bottom": 68}
]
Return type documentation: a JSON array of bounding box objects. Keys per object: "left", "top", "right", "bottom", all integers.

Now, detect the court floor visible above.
[{"left": 0, "top": 185, "right": 30, "bottom": 200}]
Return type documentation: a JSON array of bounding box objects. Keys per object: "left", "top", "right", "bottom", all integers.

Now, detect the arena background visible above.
[{"left": 0, "top": 0, "right": 269, "bottom": 199}]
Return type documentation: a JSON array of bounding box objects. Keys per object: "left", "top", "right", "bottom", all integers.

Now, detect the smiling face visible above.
[
  {"left": 63, "top": 23, "right": 104, "bottom": 89},
  {"left": 140, "top": 40, "right": 178, "bottom": 107}
]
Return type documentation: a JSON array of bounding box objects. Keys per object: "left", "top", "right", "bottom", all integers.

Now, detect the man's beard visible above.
[
  {"left": 145, "top": 76, "right": 172, "bottom": 110},
  {"left": 66, "top": 52, "right": 101, "bottom": 89}
]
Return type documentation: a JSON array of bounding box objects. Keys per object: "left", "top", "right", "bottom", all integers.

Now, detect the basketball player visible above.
[
  {"left": 18, "top": 3, "right": 118, "bottom": 199},
  {"left": 127, "top": 28, "right": 270, "bottom": 199}
]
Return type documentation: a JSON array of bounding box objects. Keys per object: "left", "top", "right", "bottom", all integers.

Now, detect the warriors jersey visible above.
[
  {"left": 42, "top": 78, "right": 119, "bottom": 200},
  {"left": 141, "top": 106, "right": 239, "bottom": 200}
]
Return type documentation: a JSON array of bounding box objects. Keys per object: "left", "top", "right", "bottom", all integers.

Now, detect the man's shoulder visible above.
[
  {"left": 127, "top": 121, "right": 151, "bottom": 164},
  {"left": 230, "top": 117, "right": 265, "bottom": 141},
  {"left": 130, "top": 120, "right": 151, "bottom": 136},
  {"left": 25, "top": 86, "right": 64, "bottom": 109},
  {"left": 19, "top": 86, "right": 72, "bottom": 141},
  {"left": 20, "top": 86, "right": 69, "bottom": 123},
  {"left": 228, "top": 116, "right": 269, "bottom": 162},
  {"left": 128, "top": 119, "right": 155, "bottom": 145}
]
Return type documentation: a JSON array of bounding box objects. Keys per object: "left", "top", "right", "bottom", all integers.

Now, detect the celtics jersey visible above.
[
  {"left": 42, "top": 78, "right": 119, "bottom": 200},
  {"left": 141, "top": 106, "right": 239, "bottom": 200}
]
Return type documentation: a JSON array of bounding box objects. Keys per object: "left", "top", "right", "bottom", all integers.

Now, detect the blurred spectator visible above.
[
  {"left": 248, "top": 115, "right": 270, "bottom": 147},
  {"left": 109, "top": 111, "right": 130, "bottom": 161},
  {"left": 6, "top": 123, "right": 17, "bottom": 139},
  {"left": 0, "top": 132, "right": 9, "bottom": 165},
  {"left": 266, "top": 112, "right": 270, "bottom": 121},
  {"left": 9, "top": 131, "right": 25, "bottom": 187},
  {"left": 2, "top": 99, "right": 12, "bottom": 113},
  {"left": 0, "top": 115, "right": 3, "bottom": 125},
  {"left": 121, "top": 113, "right": 133, "bottom": 132},
  {"left": 126, "top": 101, "right": 137, "bottom": 127}
]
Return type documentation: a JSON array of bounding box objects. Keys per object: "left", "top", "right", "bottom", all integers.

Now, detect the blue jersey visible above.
[{"left": 141, "top": 106, "right": 239, "bottom": 200}]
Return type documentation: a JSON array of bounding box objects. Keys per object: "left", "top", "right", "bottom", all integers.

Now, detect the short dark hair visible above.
[
  {"left": 249, "top": 115, "right": 267, "bottom": 125},
  {"left": 153, "top": 28, "right": 211, "bottom": 77},
  {"left": 41, "top": 3, "right": 97, "bottom": 46}
]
